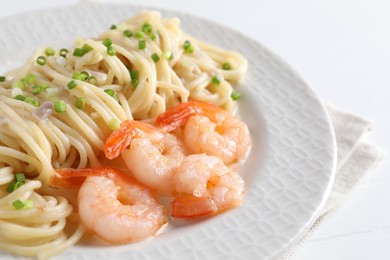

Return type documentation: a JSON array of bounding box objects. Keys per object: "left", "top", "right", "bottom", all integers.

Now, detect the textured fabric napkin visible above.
[{"left": 280, "top": 103, "right": 385, "bottom": 259}]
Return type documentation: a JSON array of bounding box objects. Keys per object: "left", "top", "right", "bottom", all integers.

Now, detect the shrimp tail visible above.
[
  {"left": 171, "top": 195, "right": 217, "bottom": 218},
  {"left": 156, "top": 101, "right": 223, "bottom": 132},
  {"left": 104, "top": 120, "right": 143, "bottom": 159},
  {"left": 50, "top": 168, "right": 123, "bottom": 189}
]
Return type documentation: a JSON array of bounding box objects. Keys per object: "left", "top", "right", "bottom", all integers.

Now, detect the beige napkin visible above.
[{"left": 280, "top": 103, "right": 385, "bottom": 259}]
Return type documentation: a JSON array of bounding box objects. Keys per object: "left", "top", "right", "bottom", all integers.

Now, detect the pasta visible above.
[{"left": 0, "top": 11, "right": 247, "bottom": 258}]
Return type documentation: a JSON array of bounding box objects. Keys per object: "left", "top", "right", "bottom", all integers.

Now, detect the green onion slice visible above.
[
  {"left": 73, "top": 72, "right": 88, "bottom": 81},
  {"left": 36, "top": 56, "right": 46, "bottom": 65},
  {"left": 80, "top": 71, "right": 89, "bottom": 79},
  {"left": 67, "top": 80, "right": 77, "bottom": 89},
  {"left": 135, "top": 31, "right": 145, "bottom": 39},
  {"left": 73, "top": 48, "right": 83, "bottom": 57},
  {"left": 130, "top": 70, "right": 139, "bottom": 88},
  {"left": 6, "top": 181, "right": 16, "bottom": 193},
  {"left": 138, "top": 40, "right": 146, "bottom": 50},
  {"left": 24, "top": 97, "right": 39, "bottom": 107},
  {"left": 59, "top": 48, "right": 68, "bottom": 57},
  {"left": 151, "top": 53, "right": 160, "bottom": 63},
  {"left": 87, "top": 76, "right": 97, "bottom": 85},
  {"left": 12, "top": 80, "right": 25, "bottom": 90},
  {"left": 231, "top": 91, "right": 241, "bottom": 101},
  {"left": 54, "top": 100, "right": 66, "bottom": 113},
  {"left": 24, "top": 73, "right": 37, "bottom": 85},
  {"left": 24, "top": 200, "right": 34, "bottom": 209},
  {"left": 103, "top": 38, "right": 112, "bottom": 47},
  {"left": 75, "top": 97, "right": 86, "bottom": 109},
  {"left": 150, "top": 32, "right": 157, "bottom": 41},
  {"left": 0, "top": 76, "right": 6, "bottom": 82},
  {"left": 12, "top": 200, "right": 25, "bottom": 210},
  {"left": 123, "top": 30, "right": 133, "bottom": 38},
  {"left": 14, "top": 94, "right": 26, "bottom": 101},
  {"left": 141, "top": 22, "right": 152, "bottom": 34},
  {"left": 107, "top": 46, "right": 116, "bottom": 56},
  {"left": 32, "top": 85, "right": 43, "bottom": 95},
  {"left": 104, "top": 89, "right": 115, "bottom": 97},
  {"left": 162, "top": 50, "right": 174, "bottom": 60},
  {"left": 222, "top": 62, "right": 232, "bottom": 70},
  {"left": 15, "top": 173, "right": 26, "bottom": 183},
  {"left": 183, "top": 40, "right": 194, "bottom": 54},
  {"left": 73, "top": 44, "right": 93, "bottom": 57},
  {"left": 108, "top": 118, "right": 121, "bottom": 130},
  {"left": 45, "top": 47, "right": 55, "bottom": 56},
  {"left": 211, "top": 75, "right": 221, "bottom": 85}
]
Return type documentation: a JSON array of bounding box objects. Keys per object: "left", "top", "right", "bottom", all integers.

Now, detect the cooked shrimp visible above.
[
  {"left": 171, "top": 154, "right": 245, "bottom": 218},
  {"left": 51, "top": 168, "right": 167, "bottom": 244},
  {"left": 104, "top": 120, "right": 158, "bottom": 160},
  {"left": 104, "top": 120, "right": 185, "bottom": 193},
  {"left": 156, "top": 100, "right": 250, "bottom": 164}
]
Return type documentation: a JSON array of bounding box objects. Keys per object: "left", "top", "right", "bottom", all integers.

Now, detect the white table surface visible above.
[{"left": 1, "top": 1, "right": 389, "bottom": 259}]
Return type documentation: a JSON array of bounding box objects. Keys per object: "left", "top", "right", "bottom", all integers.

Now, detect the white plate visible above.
[{"left": 0, "top": 4, "right": 336, "bottom": 260}]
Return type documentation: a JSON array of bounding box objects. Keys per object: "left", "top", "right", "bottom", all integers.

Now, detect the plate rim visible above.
[{"left": 0, "top": 3, "right": 337, "bottom": 259}]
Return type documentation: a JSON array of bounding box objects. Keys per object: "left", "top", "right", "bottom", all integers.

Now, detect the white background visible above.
[{"left": 1, "top": 0, "right": 389, "bottom": 259}]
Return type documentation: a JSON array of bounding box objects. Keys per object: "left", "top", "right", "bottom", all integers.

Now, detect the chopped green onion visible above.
[
  {"left": 162, "top": 50, "right": 174, "bottom": 60},
  {"left": 135, "top": 31, "right": 145, "bottom": 39},
  {"left": 130, "top": 70, "right": 139, "bottom": 88},
  {"left": 13, "top": 181, "right": 24, "bottom": 190},
  {"left": 141, "top": 22, "right": 152, "bottom": 34},
  {"left": 14, "top": 94, "right": 25, "bottom": 101},
  {"left": 108, "top": 118, "right": 121, "bottom": 130},
  {"left": 73, "top": 48, "right": 82, "bottom": 56},
  {"left": 81, "top": 71, "right": 89, "bottom": 79},
  {"left": 107, "top": 46, "right": 116, "bottom": 56},
  {"left": 73, "top": 44, "right": 93, "bottom": 57},
  {"left": 151, "top": 53, "right": 160, "bottom": 63},
  {"left": 87, "top": 76, "right": 97, "bottom": 85},
  {"left": 45, "top": 47, "right": 55, "bottom": 56},
  {"left": 222, "top": 62, "right": 232, "bottom": 70},
  {"left": 12, "top": 80, "right": 25, "bottom": 90},
  {"left": 32, "top": 83, "right": 48, "bottom": 94},
  {"left": 12, "top": 200, "right": 25, "bottom": 210},
  {"left": 54, "top": 100, "right": 66, "bottom": 113},
  {"left": 110, "top": 24, "right": 117, "bottom": 30},
  {"left": 123, "top": 29, "right": 133, "bottom": 38},
  {"left": 32, "top": 85, "right": 43, "bottom": 95},
  {"left": 81, "top": 44, "right": 93, "bottom": 54},
  {"left": 0, "top": 76, "right": 6, "bottom": 82},
  {"left": 38, "top": 82, "right": 49, "bottom": 89},
  {"left": 15, "top": 173, "right": 25, "bottom": 183},
  {"left": 6, "top": 173, "right": 26, "bottom": 193},
  {"left": 24, "top": 73, "right": 37, "bottom": 85},
  {"left": 73, "top": 72, "right": 88, "bottom": 81},
  {"left": 36, "top": 56, "right": 46, "bottom": 65},
  {"left": 102, "top": 38, "right": 112, "bottom": 47},
  {"left": 231, "top": 91, "right": 241, "bottom": 101},
  {"left": 24, "top": 97, "right": 39, "bottom": 107},
  {"left": 24, "top": 200, "right": 34, "bottom": 209},
  {"left": 6, "top": 181, "right": 16, "bottom": 193},
  {"left": 183, "top": 40, "right": 194, "bottom": 54},
  {"left": 150, "top": 32, "right": 157, "bottom": 41},
  {"left": 59, "top": 48, "right": 68, "bottom": 57},
  {"left": 75, "top": 97, "right": 86, "bottom": 109},
  {"left": 67, "top": 80, "right": 77, "bottom": 89},
  {"left": 104, "top": 89, "right": 115, "bottom": 97},
  {"left": 138, "top": 40, "right": 146, "bottom": 50},
  {"left": 211, "top": 75, "right": 221, "bottom": 85}
]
